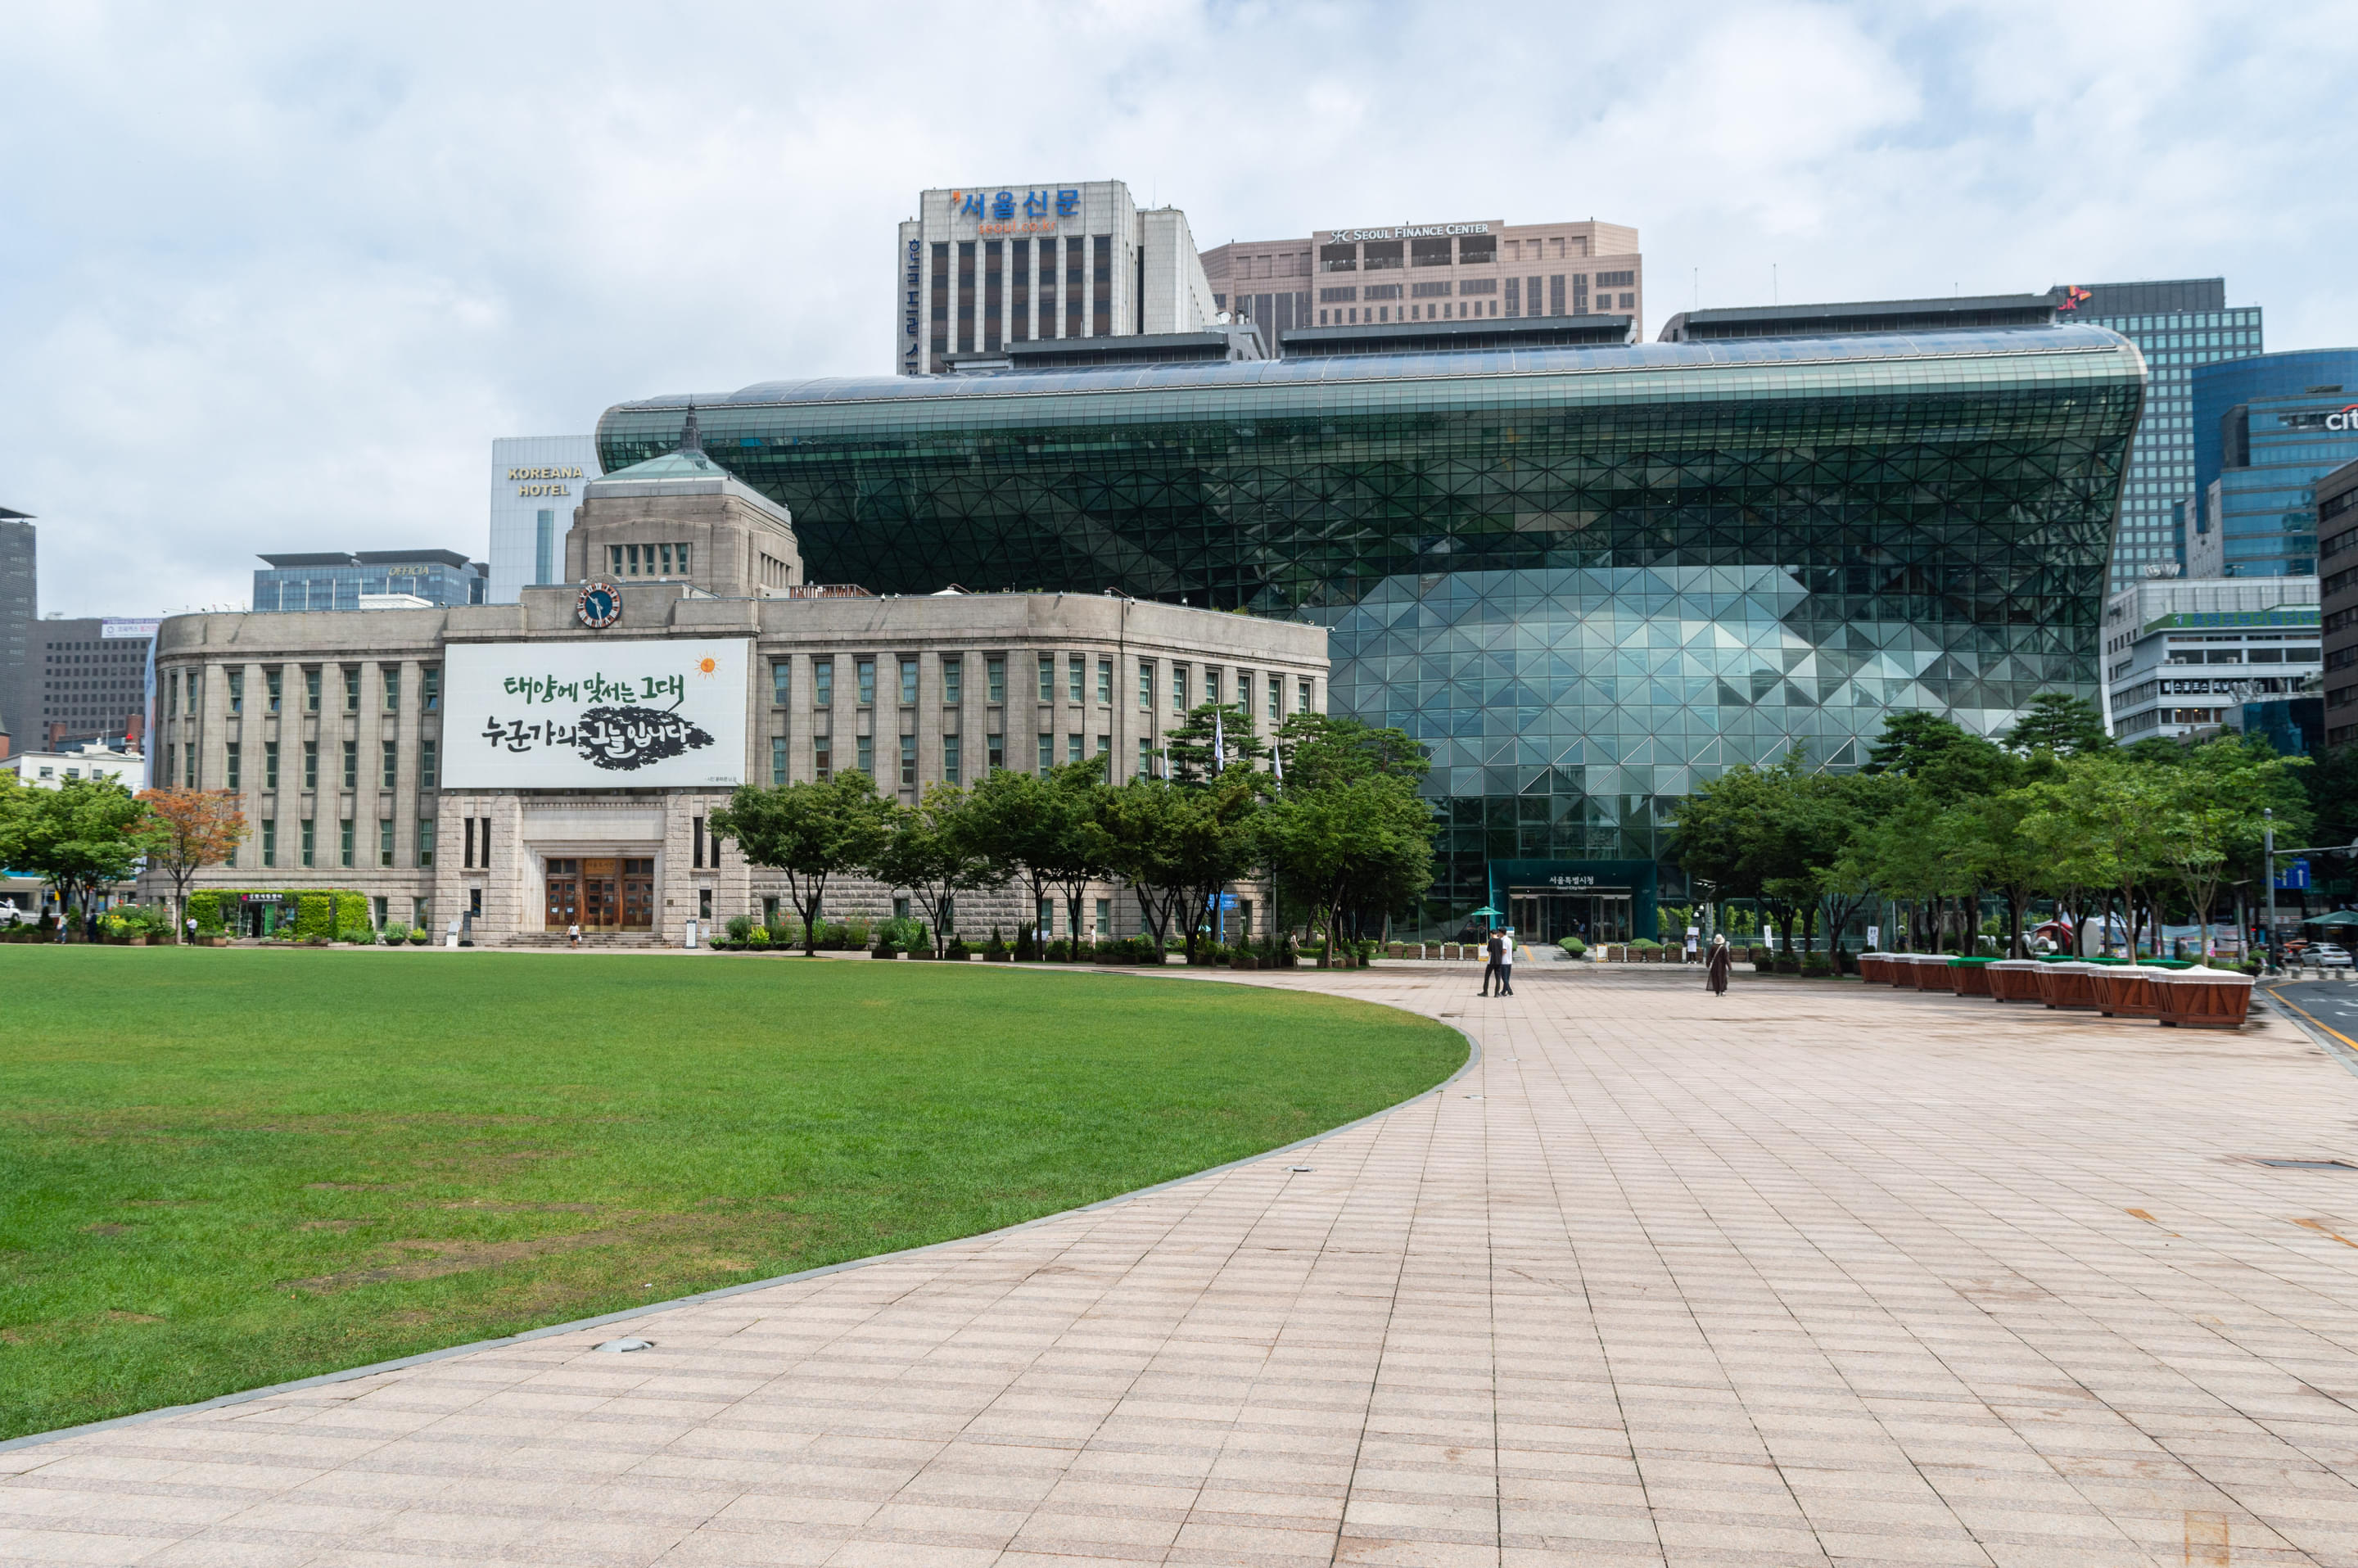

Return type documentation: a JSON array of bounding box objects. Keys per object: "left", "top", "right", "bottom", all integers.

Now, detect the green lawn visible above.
[{"left": 0, "top": 948, "right": 1461, "bottom": 1441}]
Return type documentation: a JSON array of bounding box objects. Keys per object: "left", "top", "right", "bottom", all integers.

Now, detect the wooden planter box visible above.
[
  {"left": 1858, "top": 953, "right": 1895, "bottom": 984},
  {"left": 1951, "top": 962, "right": 1994, "bottom": 997},
  {"left": 1987, "top": 959, "right": 2045, "bottom": 1001},
  {"left": 2157, "top": 970, "right": 2256, "bottom": 1028},
  {"left": 2034, "top": 961, "right": 2103, "bottom": 1010},
  {"left": 2092, "top": 967, "right": 2166, "bottom": 1020},
  {"left": 1917, "top": 958, "right": 1957, "bottom": 993}
]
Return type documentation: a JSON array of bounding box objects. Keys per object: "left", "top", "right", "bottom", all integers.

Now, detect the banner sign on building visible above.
[{"left": 443, "top": 639, "right": 749, "bottom": 789}]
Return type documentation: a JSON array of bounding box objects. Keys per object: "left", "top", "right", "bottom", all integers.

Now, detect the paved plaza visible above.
[{"left": 9, "top": 965, "right": 2358, "bottom": 1566}]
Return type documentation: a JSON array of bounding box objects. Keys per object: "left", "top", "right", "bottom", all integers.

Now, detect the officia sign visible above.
[{"left": 442, "top": 639, "right": 750, "bottom": 789}]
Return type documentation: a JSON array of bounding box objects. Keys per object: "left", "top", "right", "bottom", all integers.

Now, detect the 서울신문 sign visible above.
[{"left": 441, "top": 639, "right": 749, "bottom": 789}]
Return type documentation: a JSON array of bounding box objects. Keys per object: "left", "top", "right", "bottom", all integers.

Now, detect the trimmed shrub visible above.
[
  {"left": 1800, "top": 952, "right": 1833, "bottom": 977},
  {"left": 382, "top": 922, "right": 412, "bottom": 946},
  {"left": 1014, "top": 923, "right": 1038, "bottom": 962},
  {"left": 187, "top": 892, "right": 224, "bottom": 933},
  {"left": 727, "top": 915, "right": 755, "bottom": 942},
  {"left": 983, "top": 928, "right": 1009, "bottom": 961},
  {"left": 1558, "top": 937, "right": 1587, "bottom": 959},
  {"left": 945, "top": 937, "right": 971, "bottom": 960}
]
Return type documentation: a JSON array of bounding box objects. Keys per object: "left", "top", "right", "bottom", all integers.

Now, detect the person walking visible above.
[
  {"left": 1480, "top": 928, "right": 1504, "bottom": 996},
  {"left": 1705, "top": 932, "right": 1732, "bottom": 996},
  {"left": 567, "top": 920, "right": 582, "bottom": 951},
  {"left": 1496, "top": 926, "right": 1516, "bottom": 996}
]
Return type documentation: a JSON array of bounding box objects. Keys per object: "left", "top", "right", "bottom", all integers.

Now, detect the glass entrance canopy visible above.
[{"left": 598, "top": 326, "right": 2143, "bottom": 929}]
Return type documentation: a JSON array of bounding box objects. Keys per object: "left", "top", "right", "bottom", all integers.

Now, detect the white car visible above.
[
  {"left": 2303, "top": 942, "right": 2353, "bottom": 969},
  {"left": 0, "top": 900, "right": 27, "bottom": 927}
]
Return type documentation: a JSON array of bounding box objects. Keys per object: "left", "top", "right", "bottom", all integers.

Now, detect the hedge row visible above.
[{"left": 188, "top": 888, "right": 373, "bottom": 941}]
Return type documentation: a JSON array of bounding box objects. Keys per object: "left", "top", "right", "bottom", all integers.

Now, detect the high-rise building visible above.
[
  {"left": 895, "top": 181, "right": 1217, "bottom": 375},
  {"left": 1203, "top": 218, "right": 1642, "bottom": 353},
  {"left": 2185, "top": 350, "right": 2358, "bottom": 581},
  {"left": 2102, "top": 577, "right": 2319, "bottom": 747},
  {"left": 598, "top": 299, "right": 2140, "bottom": 941},
  {"left": 489, "top": 436, "right": 601, "bottom": 603},
  {"left": 2047, "top": 279, "right": 2264, "bottom": 591},
  {"left": 2318, "top": 459, "right": 2358, "bottom": 747},
  {"left": 35, "top": 617, "right": 156, "bottom": 751},
  {"left": 0, "top": 506, "right": 32, "bottom": 752},
  {"left": 251, "top": 551, "right": 487, "bottom": 612}
]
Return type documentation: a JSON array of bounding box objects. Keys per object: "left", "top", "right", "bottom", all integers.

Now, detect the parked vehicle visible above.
[
  {"left": 0, "top": 900, "right": 29, "bottom": 927},
  {"left": 2304, "top": 942, "right": 2352, "bottom": 969}
]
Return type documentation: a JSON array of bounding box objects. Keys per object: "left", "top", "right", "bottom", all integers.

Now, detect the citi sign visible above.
[{"left": 2333, "top": 404, "right": 2358, "bottom": 432}]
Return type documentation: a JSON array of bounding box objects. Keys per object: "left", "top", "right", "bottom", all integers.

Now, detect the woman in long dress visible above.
[{"left": 1705, "top": 933, "right": 1732, "bottom": 996}]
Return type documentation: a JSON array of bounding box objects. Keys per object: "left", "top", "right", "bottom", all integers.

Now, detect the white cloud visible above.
[{"left": 2, "top": 0, "right": 2353, "bottom": 617}]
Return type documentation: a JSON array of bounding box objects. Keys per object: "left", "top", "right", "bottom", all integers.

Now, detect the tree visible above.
[
  {"left": 1090, "top": 767, "right": 1263, "bottom": 963},
  {"left": 868, "top": 784, "right": 995, "bottom": 957},
  {"left": 1165, "top": 701, "right": 1267, "bottom": 784},
  {"left": 139, "top": 786, "right": 248, "bottom": 936},
  {"left": 963, "top": 759, "right": 1109, "bottom": 956},
  {"left": 707, "top": 772, "right": 894, "bottom": 956},
  {"left": 2003, "top": 693, "right": 2113, "bottom": 757},
  {"left": 2162, "top": 734, "right": 2310, "bottom": 960},
  {"left": 0, "top": 775, "right": 155, "bottom": 940},
  {"left": 2019, "top": 752, "right": 2174, "bottom": 962},
  {"left": 1273, "top": 712, "right": 1429, "bottom": 793},
  {"left": 1259, "top": 772, "right": 1434, "bottom": 961}
]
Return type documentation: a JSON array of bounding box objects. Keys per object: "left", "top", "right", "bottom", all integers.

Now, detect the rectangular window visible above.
[
  {"left": 464, "top": 816, "right": 476, "bottom": 868},
  {"left": 814, "top": 734, "right": 832, "bottom": 781},
  {"left": 856, "top": 657, "right": 875, "bottom": 706},
  {"left": 771, "top": 660, "right": 791, "bottom": 706},
  {"left": 987, "top": 656, "right": 1005, "bottom": 703},
  {"left": 420, "top": 739, "right": 437, "bottom": 789},
  {"left": 382, "top": 667, "right": 400, "bottom": 711},
  {"left": 422, "top": 666, "right": 439, "bottom": 711},
  {"left": 183, "top": 742, "right": 195, "bottom": 787},
  {"left": 1095, "top": 897, "right": 1111, "bottom": 935},
  {"left": 1550, "top": 274, "right": 1565, "bottom": 316},
  {"left": 610, "top": 544, "right": 624, "bottom": 575},
  {"left": 1139, "top": 659, "right": 1154, "bottom": 709},
  {"left": 343, "top": 667, "right": 360, "bottom": 712},
  {"left": 942, "top": 655, "right": 962, "bottom": 704},
  {"left": 305, "top": 667, "right": 321, "bottom": 712},
  {"left": 379, "top": 819, "right": 395, "bottom": 869},
  {"left": 693, "top": 815, "right": 705, "bottom": 868},
  {"left": 1138, "top": 737, "right": 1154, "bottom": 776},
  {"left": 1091, "top": 234, "right": 1112, "bottom": 337},
  {"left": 417, "top": 818, "right": 436, "bottom": 869},
  {"left": 943, "top": 734, "right": 962, "bottom": 784},
  {"left": 956, "top": 240, "right": 975, "bottom": 352},
  {"left": 771, "top": 735, "right": 788, "bottom": 785},
  {"left": 856, "top": 734, "right": 873, "bottom": 775},
  {"left": 1173, "top": 665, "right": 1189, "bottom": 714},
  {"left": 1037, "top": 733, "right": 1054, "bottom": 775},
  {"left": 304, "top": 740, "right": 318, "bottom": 790},
  {"left": 339, "top": 819, "right": 355, "bottom": 868},
  {"left": 1068, "top": 653, "right": 1085, "bottom": 703},
  {"left": 983, "top": 239, "right": 1003, "bottom": 353},
  {"left": 1037, "top": 653, "right": 1055, "bottom": 703},
  {"left": 1238, "top": 672, "right": 1254, "bottom": 724},
  {"left": 815, "top": 658, "right": 833, "bottom": 707},
  {"left": 900, "top": 734, "right": 917, "bottom": 786},
  {"left": 264, "top": 739, "right": 279, "bottom": 790},
  {"left": 1298, "top": 677, "right": 1313, "bottom": 713},
  {"left": 266, "top": 667, "right": 282, "bottom": 712},
  {"left": 185, "top": 671, "right": 199, "bottom": 716},
  {"left": 225, "top": 741, "right": 242, "bottom": 791},
  {"left": 261, "top": 819, "right": 277, "bottom": 868},
  {"left": 1205, "top": 668, "right": 1222, "bottom": 707},
  {"left": 301, "top": 818, "right": 315, "bottom": 867},
  {"left": 1010, "top": 237, "right": 1031, "bottom": 343},
  {"left": 1065, "top": 235, "right": 1085, "bottom": 337},
  {"left": 899, "top": 657, "right": 918, "bottom": 706},
  {"left": 382, "top": 740, "right": 398, "bottom": 789},
  {"left": 342, "top": 740, "right": 358, "bottom": 790},
  {"left": 1096, "top": 657, "right": 1112, "bottom": 704},
  {"left": 228, "top": 670, "right": 244, "bottom": 714},
  {"left": 167, "top": 670, "right": 179, "bottom": 715},
  {"left": 1067, "top": 733, "right": 1083, "bottom": 763}
]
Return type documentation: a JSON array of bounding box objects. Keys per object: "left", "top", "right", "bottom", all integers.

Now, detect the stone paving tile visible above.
[{"left": 12, "top": 966, "right": 2358, "bottom": 1566}]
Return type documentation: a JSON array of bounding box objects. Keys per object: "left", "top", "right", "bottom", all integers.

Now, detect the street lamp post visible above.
[{"left": 2265, "top": 808, "right": 2277, "bottom": 972}]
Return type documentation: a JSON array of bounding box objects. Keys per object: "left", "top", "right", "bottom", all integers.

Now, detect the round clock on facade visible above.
[{"left": 576, "top": 581, "right": 621, "bottom": 630}]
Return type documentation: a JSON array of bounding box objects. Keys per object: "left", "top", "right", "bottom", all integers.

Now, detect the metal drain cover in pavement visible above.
[{"left": 2257, "top": 1159, "right": 2357, "bottom": 1169}]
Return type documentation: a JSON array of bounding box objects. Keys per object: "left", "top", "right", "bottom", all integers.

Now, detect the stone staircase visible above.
[{"left": 498, "top": 930, "right": 675, "bottom": 951}]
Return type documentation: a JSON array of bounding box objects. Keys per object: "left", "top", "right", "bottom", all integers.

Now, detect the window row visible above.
[
  {"left": 239, "top": 816, "right": 438, "bottom": 870},
  {"left": 200, "top": 737, "right": 440, "bottom": 792},
  {"left": 763, "top": 653, "right": 1310, "bottom": 717},
  {"left": 169, "top": 663, "right": 441, "bottom": 717},
  {"left": 606, "top": 541, "right": 691, "bottom": 578}
]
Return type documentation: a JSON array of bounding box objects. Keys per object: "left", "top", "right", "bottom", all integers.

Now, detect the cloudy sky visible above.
[{"left": 5, "top": 0, "right": 2355, "bottom": 618}]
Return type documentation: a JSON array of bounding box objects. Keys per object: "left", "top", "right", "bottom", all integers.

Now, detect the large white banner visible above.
[{"left": 444, "top": 639, "right": 749, "bottom": 789}]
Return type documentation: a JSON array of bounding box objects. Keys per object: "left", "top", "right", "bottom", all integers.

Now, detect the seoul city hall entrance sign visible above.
[{"left": 442, "top": 639, "right": 749, "bottom": 790}]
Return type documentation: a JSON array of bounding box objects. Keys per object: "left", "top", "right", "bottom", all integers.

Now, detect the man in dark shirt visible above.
[{"left": 1481, "top": 929, "right": 1505, "bottom": 996}]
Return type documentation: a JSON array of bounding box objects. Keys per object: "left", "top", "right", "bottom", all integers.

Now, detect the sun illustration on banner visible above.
[{"left": 693, "top": 655, "right": 719, "bottom": 679}]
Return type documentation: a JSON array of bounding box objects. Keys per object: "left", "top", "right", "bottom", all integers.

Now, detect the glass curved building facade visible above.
[{"left": 598, "top": 325, "right": 2143, "bottom": 934}]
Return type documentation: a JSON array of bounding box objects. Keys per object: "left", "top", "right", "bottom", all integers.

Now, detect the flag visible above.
[{"left": 1213, "top": 708, "right": 1225, "bottom": 774}]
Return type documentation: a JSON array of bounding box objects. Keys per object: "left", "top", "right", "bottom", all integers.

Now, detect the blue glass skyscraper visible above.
[
  {"left": 2189, "top": 350, "right": 2358, "bottom": 580},
  {"left": 2049, "top": 279, "right": 2262, "bottom": 590}
]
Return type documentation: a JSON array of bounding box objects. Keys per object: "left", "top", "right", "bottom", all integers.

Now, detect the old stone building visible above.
[{"left": 145, "top": 434, "right": 1327, "bottom": 944}]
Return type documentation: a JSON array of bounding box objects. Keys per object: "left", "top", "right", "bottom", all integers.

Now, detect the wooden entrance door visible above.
[
  {"left": 544, "top": 860, "right": 580, "bottom": 930},
  {"left": 580, "top": 858, "right": 621, "bottom": 930},
  {"left": 620, "top": 857, "right": 655, "bottom": 930}
]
